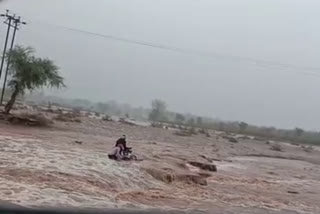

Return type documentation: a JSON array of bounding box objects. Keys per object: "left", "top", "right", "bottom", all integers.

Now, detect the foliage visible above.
[
  {"left": 149, "top": 99, "right": 167, "bottom": 122},
  {"left": 95, "top": 102, "right": 110, "bottom": 113},
  {"left": 197, "top": 120, "right": 320, "bottom": 146},
  {"left": 187, "top": 117, "right": 195, "bottom": 126},
  {"left": 175, "top": 113, "right": 185, "bottom": 124},
  {"left": 4, "top": 46, "right": 65, "bottom": 114},
  {"left": 294, "top": 127, "right": 304, "bottom": 137},
  {"left": 239, "top": 122, "right": 248, "bottom": 132},
  {"left": 196, "top": 117, "right": 203, "bottom": 126}
]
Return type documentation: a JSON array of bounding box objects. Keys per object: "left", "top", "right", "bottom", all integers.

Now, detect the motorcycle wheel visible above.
[{"left": 130, "top": 155, "right": 137, "bottom": 160}]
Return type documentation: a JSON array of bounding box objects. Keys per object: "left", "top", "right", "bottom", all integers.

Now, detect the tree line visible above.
[
  {"left": 148, "top": 99, "right": 320, "bottom": 146},
  {"left": 25, "top": 94, "right": 320, "bottom": 146}
]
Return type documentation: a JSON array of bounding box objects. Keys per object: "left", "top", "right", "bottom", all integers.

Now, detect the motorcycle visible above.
[{"left": 122, "top": 147, "right": 137, "bottom": 161}]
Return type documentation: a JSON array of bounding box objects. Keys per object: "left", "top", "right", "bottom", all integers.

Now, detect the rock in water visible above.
[
  {"left": 222, "top": 135, "right": 238, "bottom": 143},
  {"left": 188, "top": 161, "right": 217, "bottom": 172},
  {"left": 74, "top": 140, "right": 83, "bottom": 145}
]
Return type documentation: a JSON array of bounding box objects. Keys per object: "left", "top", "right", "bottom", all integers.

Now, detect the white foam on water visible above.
[{"left": 0, "top": 134, "right": 166, "bottom": 208}]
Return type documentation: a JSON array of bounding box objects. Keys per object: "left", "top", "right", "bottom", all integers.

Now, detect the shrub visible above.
[
  {"left": 270, "top": 143, "right": 283, "bottom": 152},
  {"left": 10, "top": 113, "right": 53, "bottom": 127}
]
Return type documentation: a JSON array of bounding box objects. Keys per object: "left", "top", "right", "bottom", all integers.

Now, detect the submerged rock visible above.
[
  {"left": 187, "top": 161, "right": 217, "bottom": 172},
  {"left": 144, "top": 167, "right": 208, "bottom": 186}
]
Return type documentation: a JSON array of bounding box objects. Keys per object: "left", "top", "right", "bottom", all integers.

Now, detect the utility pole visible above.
[
  {"left": 0, "top": 16, "right": 26, "bottom": 105},
  {"left": 0, "top": 10, "right": 13, "bottom": 81}
]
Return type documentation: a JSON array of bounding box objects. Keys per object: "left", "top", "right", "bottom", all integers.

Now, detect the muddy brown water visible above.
[{"left": 0, "top": 118, "right": 319, "bottom": 213}]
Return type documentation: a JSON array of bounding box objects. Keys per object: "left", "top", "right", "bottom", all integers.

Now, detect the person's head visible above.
[{"left": 122, "top": 135, "right": 126, "bottom": 139}]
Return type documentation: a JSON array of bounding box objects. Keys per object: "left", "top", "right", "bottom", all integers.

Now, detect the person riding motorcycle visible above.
[
  {"left": 115, "top": 135, "right": 127, "bottom": 151},
  {"left": 109, "top": 135, "right": 137, "bottom": 161},
  {"left": 115, "top": 135, "right": 132, "bottom": 155}
]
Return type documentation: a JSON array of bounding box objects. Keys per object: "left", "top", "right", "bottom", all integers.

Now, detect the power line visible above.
[
  {"left": 30, "top": 20, "right": 320, "bottom": 76},
  {"left": 3, "top": 16, "right": 320, "bottom": 78}
]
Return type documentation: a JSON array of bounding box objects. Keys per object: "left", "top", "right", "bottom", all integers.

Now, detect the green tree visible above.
[
  {"left": 187, "top": 117, "right": 195, "bottom": 126},
  {"left": 218, "top": 122, "right": 226, "bottom": 131},
  {"left": 95, "top": 102, "right": 110, "bottom": 113},
  {"left": 149, "top": 99, "right": 167, "bottom": 122},
  {"left": 239, "top": 122, "right": 248, "bottom": 133},
  {"left": 196, "top": 116, "right": 203, "bottom": 126},
  {"left": 73, "top": 99, "right": 91, "bottom": 109},
  {"left": 294, "top": 127, "right": 304, "bottom": 137},
  {"left": 175, "top": 113, "right": 185, "bottom": 124},
  {"left": 4, "top": 46, "right": 65, "bottom": 114}
]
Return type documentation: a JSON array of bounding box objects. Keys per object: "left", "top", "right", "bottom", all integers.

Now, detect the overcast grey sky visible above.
[{"left": 0, "top": 0, "right": 320, "bottom": 129}]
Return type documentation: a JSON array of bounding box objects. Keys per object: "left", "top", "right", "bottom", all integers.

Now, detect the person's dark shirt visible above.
[{"left": 116, "top": 138, "right": 127, "bottom": 149}]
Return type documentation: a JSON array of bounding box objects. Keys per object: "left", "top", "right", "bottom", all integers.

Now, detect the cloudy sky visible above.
[{"left": 0, "top": 0, "right": 319, "bottom": 129}]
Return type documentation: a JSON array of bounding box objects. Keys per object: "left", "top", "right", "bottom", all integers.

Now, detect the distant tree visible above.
[
  {"left": 175, "top": 113, "right": 185, "bottom": 124},
  {"left": 4, "top": 46, "right": 65, "bottom": 114},
  {"left": 218, "top": 122, "right": 225, "bottom": 131},
  {"left": 196, "top": 116, "right": 203, "bottom": 126},
  {"left": 187, "top": 117, "right": 195, "bottom": 126},
  {"left": 73, "top": 99, "right": 91, "bottom": 109},
  {"left": 48, "top": 102, "right": 52, "bottom": 110},
  {"left": 95, "top": 102, "right": 110, "bottom": 113},
  {"left": 294, "top": 127, "right": 304, "bottom": 137},
  {"left": 114, "top": 109, "right": 122, "bottom": 116},
  {"left": 261, "top": 127, "right": 276, "bottom": 137},
  {"left": 149, "top": 99, "right": 167, "bottom": 122},
  {"left": 239, "top": 122, "right": 248, "bottom": 133}
]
